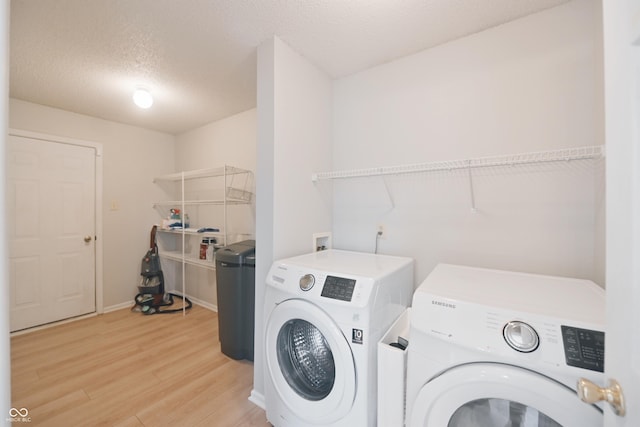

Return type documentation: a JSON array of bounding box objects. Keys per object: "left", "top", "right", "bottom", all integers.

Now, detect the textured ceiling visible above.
[{"left": 10, "top": 0, "right": 569, "bottom": 135}]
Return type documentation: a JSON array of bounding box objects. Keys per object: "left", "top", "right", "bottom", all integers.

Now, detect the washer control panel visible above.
[
  {"left": 561, "top": 325, "right": 605, "bottom": 372},
  {"left": 320, "top": 275, "right": 357, "bottom": 301}
]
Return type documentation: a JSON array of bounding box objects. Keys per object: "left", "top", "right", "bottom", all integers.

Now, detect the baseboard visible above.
[
  {"left": 11, "top": 312, "right": 98, "bottom": 336},
  {"left": 178, "top": 294, "right": 218, "bottom": 312},
  {"left": 106, "top": 294, "right": 218, "bottom": 314},
  {"left": 103, "top": 301, "right": 134, "bottom": 313},
  {"left": 11, "top": 294, "right": 218, "bottom": 337},
  {"left": 249, "top": 389, "right": 265, "bottom": 409}
]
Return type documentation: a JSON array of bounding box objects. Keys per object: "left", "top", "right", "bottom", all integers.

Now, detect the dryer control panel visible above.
[{"left": 561, "top": 326, "right": 605, "bottom": 372}]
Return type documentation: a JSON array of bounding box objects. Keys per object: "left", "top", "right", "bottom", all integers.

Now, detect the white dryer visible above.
[
  {"left": 264, "top": 250, "right": 413, "bottom": 427},
  {"left": 406, "top": 264, "right": 605, "bottom": 427}
]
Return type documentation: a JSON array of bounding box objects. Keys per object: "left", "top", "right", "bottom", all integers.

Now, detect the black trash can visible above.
[
  {"left": 215, "top": 239, "right": 256, "bottom": 361},
  {"left": 243, "top": 254, "right": 255, "bottom": 361}
]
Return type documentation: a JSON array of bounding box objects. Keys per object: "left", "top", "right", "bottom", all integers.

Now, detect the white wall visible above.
[
  {"left": 172, "top": 108, "right": 257, "bottom": 307},
  {"left": 252, "top": 36, "right": 333, "bottom": 405},
  {"left": 175, "top": 109, "right": 257, "bottom": 172},
  {"left": 331, "top": 0, "right": 605, "bottom": 286},
  {"left": 8, "top": 99, "right": 175, "bottom": 308}
]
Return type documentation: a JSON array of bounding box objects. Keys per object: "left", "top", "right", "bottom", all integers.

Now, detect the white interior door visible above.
[
  {"left": 7, "top": 134, "right": 96, "bottom": 331},
  {"left": 602, "top": 0, "right": 640, "bottom": 425}
]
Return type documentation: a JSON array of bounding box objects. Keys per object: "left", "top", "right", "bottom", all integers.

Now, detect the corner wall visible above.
[{"left": 253, "top": 36, "right": 333, "bottom": 405}]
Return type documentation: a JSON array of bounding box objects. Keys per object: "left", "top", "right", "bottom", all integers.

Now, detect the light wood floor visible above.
[{"left": 11, "top": 304, "right": 271, "bottom": 427}]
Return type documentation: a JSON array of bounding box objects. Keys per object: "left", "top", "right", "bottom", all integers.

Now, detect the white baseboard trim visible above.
[
  {"left": 249, "top": 389, "right": 265, "bottom": 409},
  {"left": 11, "top": 293, "right": 219, "bottom": 336},
  {"left": 106, "top": 294, "right": 218, "bottom": 314},
  {"left": 179, "top": 294, "right": 218, "bottom": 312},
  {"left": 103, "top": 301, "right": 134, "bottom": 313},
  {"left": 11, "top": 312, "right": 98, "bottom": 336}
]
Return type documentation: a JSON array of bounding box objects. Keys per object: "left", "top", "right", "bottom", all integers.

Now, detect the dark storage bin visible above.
[
  {"left": 243, "top": 254, "right": 255, "bottom": 360},
  {"left": 215, "top": 240, "right": 256, "bottom": 361}
]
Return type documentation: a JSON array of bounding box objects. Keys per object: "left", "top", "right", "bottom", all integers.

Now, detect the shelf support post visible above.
[
  {"left": 467, "top": 161, "right": 477, "bottom": 214},
  {"left": 181, "top": 171, "right": 186, "bottom": 316}
]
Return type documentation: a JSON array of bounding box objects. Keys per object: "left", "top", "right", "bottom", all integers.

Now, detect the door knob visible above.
[
  {"left": 577, "top": 378, "right": 626, "bottom": 416},
  {"left": 84, "top": 235, "right": 93, "bottom": 243}
]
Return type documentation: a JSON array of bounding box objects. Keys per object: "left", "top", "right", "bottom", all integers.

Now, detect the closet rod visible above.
[{"left": 311, "top": 145, "right": 604, "bottom": 182}]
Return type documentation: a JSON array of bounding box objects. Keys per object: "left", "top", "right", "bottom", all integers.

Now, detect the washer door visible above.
[
  {"left": 408, "top": 363, "right": 602, "bottom": 427},
  {"left": 265, "top": 299, "right": 356, "bottom": 424}
]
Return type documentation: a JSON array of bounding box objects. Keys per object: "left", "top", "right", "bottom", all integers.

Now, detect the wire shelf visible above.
[
  {"left": 153, "top": 165, "right": 251, "bottom": 182},
  {"left": 311, "top": 145, "right": 604, "bottom": 182}
]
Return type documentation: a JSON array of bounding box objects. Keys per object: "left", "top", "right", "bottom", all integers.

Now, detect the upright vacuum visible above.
[{"left": 133, "top": 225, "right": 192, "bottom": 315}]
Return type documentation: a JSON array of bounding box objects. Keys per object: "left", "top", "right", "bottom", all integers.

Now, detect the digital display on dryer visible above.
[
  {"left": 561, "top": 325, "right": 605, "bottom": 372},
  {"left": 321, "top": 276, "right": 356, "bottom": 301}
]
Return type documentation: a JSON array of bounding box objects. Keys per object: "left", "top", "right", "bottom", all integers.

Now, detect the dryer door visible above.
[
  {"left": 265, "top": 299, "right": 356, "bottom": 424},
  {"left": 408, "top": 363, "right": 602, "bottom": 427}
]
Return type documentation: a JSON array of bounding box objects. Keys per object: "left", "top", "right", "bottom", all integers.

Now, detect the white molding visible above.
[
  {"left": 249, "top": 390, "right": 266, "bottom": 409},
  {"left": 178, "top": 294, "right": 218, "bottom": 312},
  {"left": 103, "top": 301, "right": 133, "bottom": 313},
  {"left": 9, "top": 128, "right": 103, "bottom": 155},
  {"left": 107, "top": 294, "right": 217, "bottom": 314},
  {"left": 10, "top": 295, "right": 217, "bottom": 336},
  {"left": 10, "top": 312, "right": 98, "bottom": 336}
]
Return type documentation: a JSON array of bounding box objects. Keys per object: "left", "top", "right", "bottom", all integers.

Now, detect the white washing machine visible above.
[
  {"left": 263, "top": 249, "right": 413, "bottom": 427},
  {"left": 405, "top": 264, "right": 605, "bottom": 427}
]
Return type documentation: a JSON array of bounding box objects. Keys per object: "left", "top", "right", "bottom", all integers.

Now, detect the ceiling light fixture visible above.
[{"left": 133, "top": 88, "right": 153, "bottom": 109}]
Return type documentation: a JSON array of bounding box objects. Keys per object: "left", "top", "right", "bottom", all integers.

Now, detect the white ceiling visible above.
[{"left": 10, "top": 0, "right": 569, "bottom": 135}]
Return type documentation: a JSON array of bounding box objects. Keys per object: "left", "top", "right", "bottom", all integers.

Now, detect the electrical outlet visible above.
[{"left": 377, "top": 224, "right": 385, "bottom": 239}]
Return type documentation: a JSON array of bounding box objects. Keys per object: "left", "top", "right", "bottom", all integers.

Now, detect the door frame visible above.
[
  {"left": 602, "top": 0, "right": 640, "bottom": 424},
  {"left": 8, "top": 128, "right": 104, "bottom": 317}
]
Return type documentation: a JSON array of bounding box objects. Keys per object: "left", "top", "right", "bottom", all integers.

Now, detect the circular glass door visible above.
[
  {"left": 448, "top": 398, "right": 561, "bottom": 426},
  {"left": 276, "top": 318, "right": 336, "bottom": 401},
  {"left": 265, "top": 299, "right": 356, "bottom": 424},
  {"left": 408, "top": 363, "right": 602, "bottom": 427}
]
